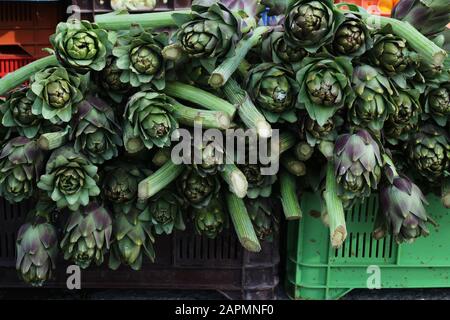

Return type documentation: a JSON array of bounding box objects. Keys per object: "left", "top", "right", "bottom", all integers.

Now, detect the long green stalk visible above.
[
  {"left": 220, "top": 164, "right": 248, "bottom": 198},
  {"left": 0, "top": 55, "right": 59, "bottom": 96},
  {"left": 166, "top": 98, "right": 231, "bottom": 129},
  {"left": 209, "top": 26, "right": 270, "bottom": 88},
  {"left": 94, "top": 10, "right": 190, "bottom": 31},
  {"left": 138, "top": 161, "right": 184, "bottom": 200},
  {"left": 362, "top": 14, "right": 447, "bottom": 68},
  {"left": 294, "top": 142, "right": 314, "bottom": 161},
  {"left": 279, "top": 131, "right": 296, "bottom": 154},
  {"left": 38, "top": 129, "right": 69, "bottom": 151},
  {"left": 222, "top": 78, "right": 272, "bottom": 138},
  {"left": 324, "top": 161, "right": 347, "bottom": 249},
  {"left": 226, "top": 192, "right": 261, "bottom": 252},
  {"left": 164, "top": 82, "right": 236, "bottom": 118},
  {"left": 280, "top": 170, "right": 302, "bottom": 220}
]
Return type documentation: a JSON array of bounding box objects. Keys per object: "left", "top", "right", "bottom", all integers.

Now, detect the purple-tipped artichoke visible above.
[
  {"left": 0, "top": 137, "right": 44, "bottom": 203},
  {"left": 334, "top": 130, "right": 383, "bottom": 206},
  {"left": 61, "top": 202, "right": 112, "bottom": 269},
  {"left": 377, "top": 175, "right": 431, "bottom": 243},
  {"left": 16, "top": 211, "right": 58, "bottom": 287}
]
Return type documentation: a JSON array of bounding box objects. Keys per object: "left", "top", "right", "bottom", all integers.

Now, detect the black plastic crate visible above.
[
  {"left": 71, "top": 0, "right": 192, "bottom": 21},
  {"left": 0, "top": 198, "right": 279, "bottom": 299}
]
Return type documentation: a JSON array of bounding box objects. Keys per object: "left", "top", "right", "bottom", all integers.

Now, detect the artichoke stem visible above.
[
  {"left": 280, "top": 170, "right": 302, "bottom": 220},
  {"left": 279, "top": 131, "right": 297, "bottom": 154},
  {"left": 324, "top": 162, "right": 347, "bottom": 249},
  {"left": 164, "top": 82, "right": 236, "bottom": 118},
  {"left": 220, "top": 164, "right": 248, "bottom": 198},
  {"left": 0, "top": 55, "right": 58, "bottom": 96},
  {"left": 318, "top": 140, "right": 334, "bottom": 159},
  {"left": 162, "top": 44, "right": 184, "bottom": 61},
  {"left": 125, "top": 137, "right": 145, "bottom": 154},
  {"left": 294, "top": 142, "right": 314, "bottom": 161},
  {"left": 94, "top": 10, "right": 190, "bottom": 31},
  {"left": 167, "top": 98, "right": 231, "bottom": 129},
  {"left": 138, "top": 161, "right": 184, "bottom": 200},
  {"left": 223, "top": 78, "right": 272, "bottom": 138},
  {"left": 281, "top": 154, "right": 306, "bottom": 177},
  {"left": 38, "top": 130, "right": 69, "bottom": 151},
  {"left": 442, "top": 178, "right": 450, "bottom": 209},
  {"left": 209, "top": 26, "right": 271, "bottom": 88},
  {"left": 152, "top": 148, "right": 171, "bottom": 167},
  {"left": 226, "top": 192, "right": 261, "bottom": 252},
  {"left": 362, "top": 15, "right": 447, "bottom": 69}
]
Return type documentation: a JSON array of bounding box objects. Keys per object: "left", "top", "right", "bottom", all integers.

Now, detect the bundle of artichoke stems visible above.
[{"left": 0, "top": 0, "right": 448, "bottom": 286}]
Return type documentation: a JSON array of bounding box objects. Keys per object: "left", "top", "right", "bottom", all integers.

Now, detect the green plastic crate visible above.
[{"left": 285, "top": 192, "right": 450, "bottom": 300}]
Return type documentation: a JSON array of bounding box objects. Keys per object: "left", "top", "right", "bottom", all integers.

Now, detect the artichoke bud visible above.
[
  {"left": 178, "top": 169, "right": 220, "bottom": 208},
  {"left": 192, "top": 198, "right": 227, "bottom": 239},
  {"left": 149, "top": 190, "right": 184, "bottom": 235},
  {"left": 130, "top": 45, "right": 162, "bottom": 75}
]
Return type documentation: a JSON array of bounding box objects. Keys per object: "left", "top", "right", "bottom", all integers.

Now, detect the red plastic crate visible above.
[
  {"left": 0, "top": 54, "right": 35, "bottom": 79},
  {"left": 0, "top": 2, "right": 63, "bottom": 58}
]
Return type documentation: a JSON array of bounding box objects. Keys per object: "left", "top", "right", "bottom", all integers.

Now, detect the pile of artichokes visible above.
[{"left": 0, "top": 0, "right": 448, "bottom": 286}]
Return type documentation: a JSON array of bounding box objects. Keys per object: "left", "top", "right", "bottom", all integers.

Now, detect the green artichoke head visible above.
[
  {"left": 37, "top": 145, "right": 100, "bottom": 211},
  {"left": 176, "top": 0, "right": 242, "bottom": 62},
  {"left": 284, "top": 0, "right": 344, "bottom": 52},
  {"left": 50, "top": 20, "right": 110, "bottom": 72},
  {"left": 31, "top": 66, "right": 86, "bottom": 124},
  {"left": 61, "top": 202, "right": 112, "bottom": 269},
  {"left": 148, "top": 190, "right": 185, "bottom": 235},
  {"left": 72, "top": 95, "right": 123, "bottom": 164},
  {"left": 247, "top": 198, "right": 278, "bottom": 242},
  {"left": 297, "top": 55, "right": 354, "bottom": 126},
  {"left": 245, "top": 63, "right": 298, "bottom": 123},
  {"left": 1, "top": 87, "right": 42, "bottom": 138},
  {"left": 113, "top": 27, "right": 167, "bottom": 89},
  {"left": 178, "top": 169, "right": 220, "bottom": 208},
  {"left": 332, "top": 13, "right": 373, "bottom": 57},
  {"left": 334, "top": 130, "right": 383, "bottom": 206},
  {"left": 97, "top": 57, "right": 132, "bottom": 102},
  {"left": 378, "top": 175, "right": 430, "bottom": 243},
  {"left": 301, "top": 114, "right": 342, "bottom": 147},
  {"left": 192, "top": 198, "right": 227, "bottom": 239},
  {"left": 124, "top": 91, "right": 178, "bottom": 152},
  {"left": 424, "top": 82, "right": 450, "bottom": 126},
  {"left": 408, "top": 124, "right": 450, "bottom": 184},
  {"left": 238, "top": 162, "right": 277, "bottom": 199},
  {"left": 16, "top": 213, "right": 58, "bottom": 287},
  {"left": 0, "top": 137, "right": 44, "bottom": 203},
  {"left": 191, "top": 137, "right": 225, "bottom": 177},
  {"left": 261, "top": 30, "right": 308, "bottom": 64},
  {"left": 349, "top": 64, "right": 395, "bottom": 132},
  {"left": 109, "top": 206, "right": 155, "bottom": 271}
]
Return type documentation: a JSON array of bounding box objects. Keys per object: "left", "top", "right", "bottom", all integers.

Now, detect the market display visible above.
[{"left": 0, "top": 0, "right": 448, "bottom": 287}]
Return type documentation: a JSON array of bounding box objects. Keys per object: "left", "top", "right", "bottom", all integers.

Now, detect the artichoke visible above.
[
  {"left": 334, "top": 130, "right": 383, "bottom": 206},
  {"left": 192, "top": 198, "right": 227, "bottom": 239},
  {"left": 171, "top": 58, "right": 211, "bottom": 89},
  {"left": 424, "top": 82, "right": 450, "bottom": 126},
  {"left": 96, "top": 57, "right": 132, "bottom": 102},
  {"left": 174, "top": 0, "right": 242, "bottom": 62},
  {"left": 109, "top": 205, "right": 156, "bottom": 270},
  {"left": 408, "top": 124, "right": 450, "bottom": 184},
  {"left": 244, "top": 63, "right": 298, "bottom": 123},
  {"left": 1, "top": 87, "right": 42, "bottom": 138},
  {"left": 71, "top": 95, "right": 122, "bottom": 164},
  {"left": 384, "top": 89, "right": 421, "bottom": 145},
  {"left": 191, "top": 136, "right": 225, "bottom": 177},
  {"left": 123, "top": 91, "right": 178, "bottom": 152},
  {"left": 101, "top": 161, "right": 152, "bottom": 215},
  {"left": 238, "top": 163, "right": 277, "bottom": 199},
  {"left": 50, "top": 20, "right": 110, "bottom": 73},
  {"left": 37, "top": 146, "right": 100, "bottom": 210},
  {"left": 261, "top": 29, "right": 308, "bottom": 65},
  {"left": 0, "top": 137, "right": 44, "bottom": 203},
  {"left": 331, "top": 13, "right": 373, "bottom": 57},
  {"left": 113, "top": 26, "right": 167, "bottom": 89},
  {"left": 247, "top": 198, "right": 278, "bottom": 242},
  {"left": 392, "top": 0, "right": 450, "bottom": 37},
  {"left": 177, "top": 169, "right": 220, "bottom": 208},
  {"left": 375, "top": 175, "right": 431, "bottom": 243},
  {"left": 31, "top": 66, "right": 87, "bottom": 124},
  {"left": 299, "top": 114, "right": 342, "bottom": 147},
  {"left": 284, "top": 0, "right": 344, "bottom": 52},
  {"left": 367, "top": 31, "right": 419, "bottom": 89},
  {"left": 148, "top": 190, "right": 185, "bottom": 235},
  {"left": 16, "top": 210, "right": 58, "bottom": 287},
  {"left": 296, "top": 55, "right": 354, "bottom": 126},
  {"left": 349, "top": 64, "right": 395, "bottom": 132},
  {"left": 61, "top": 202, "right": 112, "bottom": 268}
]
